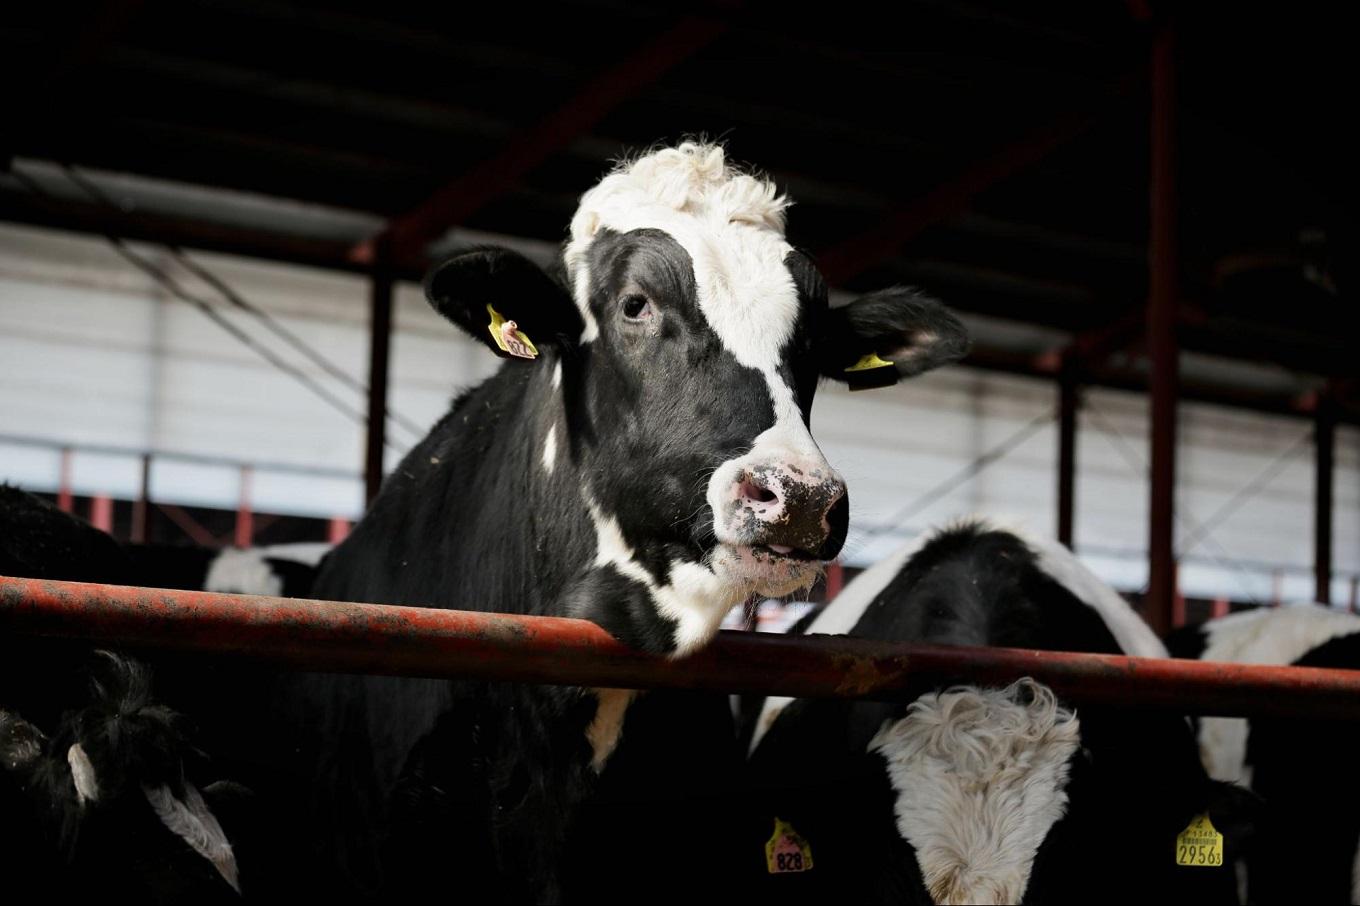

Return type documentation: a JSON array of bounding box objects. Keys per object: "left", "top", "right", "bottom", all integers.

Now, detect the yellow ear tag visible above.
[
  {"left": 844, "top": 353, "right": 894, "bottom": 372},
  {"left": 486, "top": 303, "right": 538, "bottom": 360},
  {"left": 1175, "top": 813, "right": 1224, "bottom": 867},
  {"left": 765, "top": 817, "right": 813, "bottom": 874}
]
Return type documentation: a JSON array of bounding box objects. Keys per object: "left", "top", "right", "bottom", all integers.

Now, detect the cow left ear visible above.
[
  {"left": 424, "top": 247, "right": 584, "bottom": 360},
  {"left": 818, "top": 288, "right": 971, "bottom": 389}
]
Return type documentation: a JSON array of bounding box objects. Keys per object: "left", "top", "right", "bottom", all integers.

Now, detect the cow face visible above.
[{"left": 426, "top": 143, "right": 968, "bottom": 654}]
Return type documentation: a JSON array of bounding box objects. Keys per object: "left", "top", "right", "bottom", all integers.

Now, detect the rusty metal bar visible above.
[
  {"left": 1145, "top": 20, "right": 1179, "bottom": 638},
  {"left": 3, "top": 576, "right": 1360, "bottom": 720}
]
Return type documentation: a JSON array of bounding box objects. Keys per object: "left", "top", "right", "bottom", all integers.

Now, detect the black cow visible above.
[
  {"left": 1170, "top": 605, "right": 1360, "bottom": 904},
  {"left": 0, "top": 487, "right": 250, "bottom": 902},
  {"left": 1, "top": 653, "right": 244, "bottom": 904},
  {"left": 211, "top": 142, "right": 971, "bottom": 902},
  {"left": 742, "top": 520, "right": 1252, "bottom": 904}
]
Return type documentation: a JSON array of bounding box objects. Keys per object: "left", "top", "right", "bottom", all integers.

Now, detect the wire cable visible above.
[{"left": 58, "top": 164, "right": 427, "bottom": 442}]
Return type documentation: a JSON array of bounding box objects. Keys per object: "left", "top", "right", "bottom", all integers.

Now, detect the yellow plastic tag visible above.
[
  {"left": 844, "top": 353, "right": 894, "bottom": 372},
  {"left": 765, "top": 817, "right": 813, "bottom": 874},
  {"left": 486, "top": 304, "right": 538, "bottom": 360},
  {"left": 1175, "top": 814, "right": 1224, "bottom": 867}
]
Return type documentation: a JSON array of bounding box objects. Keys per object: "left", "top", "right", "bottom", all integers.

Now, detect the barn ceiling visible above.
[{"left": 1, "top": 1, "right": 1355, "bottom": 416}]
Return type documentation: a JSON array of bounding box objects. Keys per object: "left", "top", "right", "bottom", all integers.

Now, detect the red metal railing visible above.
[{"left": 3, "top": 575, "right": 1359, "bottom": 720}]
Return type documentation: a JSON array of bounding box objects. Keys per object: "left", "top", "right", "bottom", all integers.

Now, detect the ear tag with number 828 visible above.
[
  {"left": 765, "top": 817, "right": 813, "bottom": 874},
  {"left": 486, "top": 304, "right": 538, "bottom": 360},
  {"left": 1175, "top": 813, "right": 1224, "bottom": 867}
]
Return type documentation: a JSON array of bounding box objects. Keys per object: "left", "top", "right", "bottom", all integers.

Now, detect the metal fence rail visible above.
[{"left": 3, "top": 575, "right": 1359, "bottom": 720}]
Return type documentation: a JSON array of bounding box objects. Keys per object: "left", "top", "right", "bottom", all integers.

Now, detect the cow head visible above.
[{"left": 425, "top": 143, "right": 968, "bottom": 654}]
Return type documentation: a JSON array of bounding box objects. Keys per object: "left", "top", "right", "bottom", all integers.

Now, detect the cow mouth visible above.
[
  {"left": 750, "top": 543, "right": 819, "bottom": 562},
  {"left": 712, "top": 542, "right": 824, "bottom": 596}
]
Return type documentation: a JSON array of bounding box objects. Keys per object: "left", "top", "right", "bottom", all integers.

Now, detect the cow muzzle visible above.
[{"left": 710, "top": 456, "right": 849, "bottom": 563}]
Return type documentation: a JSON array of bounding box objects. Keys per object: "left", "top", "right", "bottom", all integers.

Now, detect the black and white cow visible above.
[
  {"left": 201, "top": 142, "right": 970, "bottom": 902},
  {"left": 124, "top": 541, "right": 328, "bottom": 599},
  {"left": 742, "top": 519, "right": 1252, "bottom": 905},
  {"left": 1169, "top": 605, "right": 1360, "bottom": 904}
]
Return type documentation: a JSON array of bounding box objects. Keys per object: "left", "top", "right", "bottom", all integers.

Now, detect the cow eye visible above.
[{"left": 621, "top": 294, "right": 653, "bottom": 321}]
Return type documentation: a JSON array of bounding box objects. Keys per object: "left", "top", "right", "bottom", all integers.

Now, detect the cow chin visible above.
[{"left": 710, "top": 543, "right": 823, "bottom": 600}]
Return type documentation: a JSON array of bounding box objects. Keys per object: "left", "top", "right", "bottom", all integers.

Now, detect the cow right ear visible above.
[{"left": 424, "top": 248, "right": 584, "bottom": 360}]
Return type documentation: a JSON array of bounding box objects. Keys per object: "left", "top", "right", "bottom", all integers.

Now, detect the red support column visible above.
[
  {"left": 825, "top": 560, "right": 845, "bottom": 600},
  {"left": 1057, "top": 364, "right": 1079, "bottom": 548},
  {"left": 1172, "top": 566, "right": 1186, "bottom": 629},
  {"left": 327, "top": 517, "right": 352, "bottom": 544},
  {"left": 365, "top": 240, "right": 393, "bottom": 506},
  {"left": 234, "top": 466, "right": 253, "bottom": 548},
  {"left": 1145, "top": 20, "right": 1180, "bottom": 637},
  {"left": 58, "top": 447, "right": 73, "bottom": 513},
  {"left": 131, "top": 453, "right": 151, "bottom": 544},
  {"left": 88, "top": 495, "right": 113, "bottom": 533},
  {"left": 1315, "top": 394, "right": 1335, "bottom": 604}
]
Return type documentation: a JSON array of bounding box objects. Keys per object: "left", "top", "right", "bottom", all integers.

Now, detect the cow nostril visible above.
[{"left": 739, "top": 477, "right": 778, "bottom": 505}]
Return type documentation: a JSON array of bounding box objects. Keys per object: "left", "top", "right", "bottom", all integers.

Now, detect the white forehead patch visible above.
[
  {"left": 869, "top": 679, "right": 1081, "bottom": 906},
  {"left": 564, "top": 143, "right": 799, "bottom": 373}
]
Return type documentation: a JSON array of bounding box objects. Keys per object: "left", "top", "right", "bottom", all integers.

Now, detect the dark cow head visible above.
[{"left": 425, "top": 143, "right": 969, "bottom": 654}]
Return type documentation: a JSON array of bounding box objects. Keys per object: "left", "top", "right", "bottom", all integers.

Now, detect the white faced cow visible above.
[
  {"left": 743, "top": 519, "right": 1253, "bottom": 905},
  {"left": 231, "top": 143, "right": 972, "bottom": 902}
]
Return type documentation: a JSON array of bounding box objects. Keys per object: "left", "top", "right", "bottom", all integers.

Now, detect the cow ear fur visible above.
[
  {"left": 424, "top": 248, "right": 584, "bottom": 359},
  {"left": 818, "top": 288, "right": 970, "bottom": 389}
]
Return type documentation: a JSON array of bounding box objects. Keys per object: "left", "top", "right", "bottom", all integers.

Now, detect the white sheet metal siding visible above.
[{"left": 2, "top": 223, "right": 1355, "bottom": 603}]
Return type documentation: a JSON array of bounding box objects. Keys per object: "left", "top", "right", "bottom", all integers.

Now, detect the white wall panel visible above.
[{"left": 1, "top": 223, "right": 1353, "bottom": 604}]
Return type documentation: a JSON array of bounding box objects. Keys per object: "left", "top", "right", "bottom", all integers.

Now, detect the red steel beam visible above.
[
  {"left": 3, "top": 576, "right": 1360, "bottom": 720},
  {"left": 1316, "top": 391, "right": 1336, "bottom": 604},
  {"left": 1145, "top": 21, "right": 1179, "bottom": 638},
  {"left": 131, "top": 453, "right": 151, "bottom": 544},
  {"left": 365, "top": 246, "right": 394, "bottom": 505},
  {"left": 816, "top": 72, "right": 1140, "bottom": 285},
  {"left": 353, "top": 16, "right": 728, "bottom": 268},
  {"left": 57, "top": 447, "right": 74, "bottom": 513},
  {"left": 234, "top": 465, "right": 254, "bottom": 548},
  {"left": 1057, "top": 363, "right": 1078, "bottom": 548}
]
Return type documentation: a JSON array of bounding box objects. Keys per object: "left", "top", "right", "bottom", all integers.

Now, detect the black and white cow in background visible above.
[
  {"left": 0, "top": 486, "right": 250, "bottom": 902},
  {"left": 175, "top": 142, "right": 969, "bottom": 903},
  {"left": 1169, "top": 605, "right": 1360, "bottom": 904},
  {"left": 742, "top": 519, "right": 1254, "bottom": 905},
  {"left": 124, "top": 541, "right": 329, "bottom": 599}
]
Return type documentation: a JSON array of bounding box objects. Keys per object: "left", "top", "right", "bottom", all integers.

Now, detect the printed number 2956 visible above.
[{"left": 1178, "top": 845, "right": 1222, "bottom": 866}]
